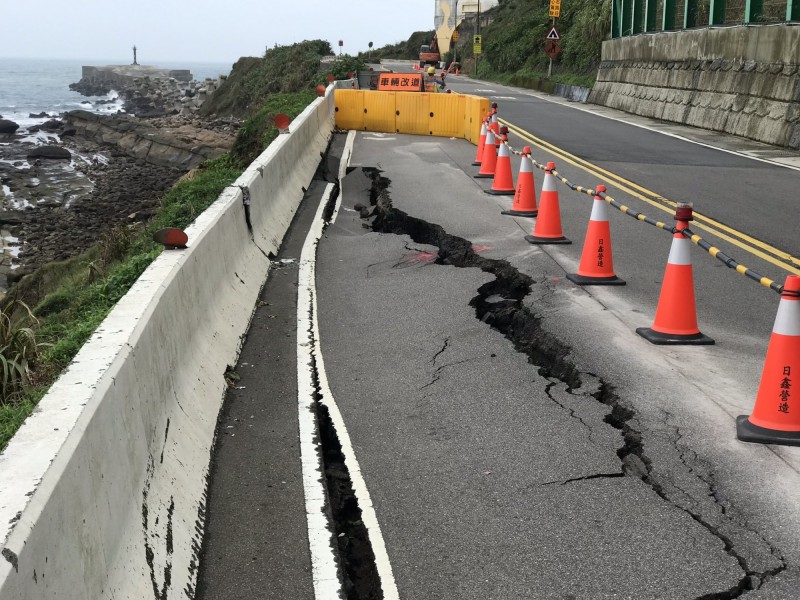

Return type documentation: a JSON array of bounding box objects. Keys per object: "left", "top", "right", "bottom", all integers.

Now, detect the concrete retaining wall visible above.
[
  {"left": 590, "top": 26, "right": 800, "bottom": 148},
  {"left": 0, "top": 87, "right": 336, "bottom": 599}
]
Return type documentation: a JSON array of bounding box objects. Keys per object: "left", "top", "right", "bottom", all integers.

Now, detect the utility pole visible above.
[
  {"left": 476, "top": 1, "right": 481, "bottom": 75},
  {"left": 453, "top": 0, "right": 459, "bottom": 69}
]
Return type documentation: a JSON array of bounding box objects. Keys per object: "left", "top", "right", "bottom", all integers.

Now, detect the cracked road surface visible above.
[{"left": 310, "top": 131, "right": 800, "bottom": 598}]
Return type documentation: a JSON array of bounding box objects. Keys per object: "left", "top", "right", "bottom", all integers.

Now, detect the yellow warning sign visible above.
[
  {"left": 473, "top": 34, "right": 482, "bottom": 55},
  {"left": 549, "top": 0, "right": 561, "bottom": 17}
]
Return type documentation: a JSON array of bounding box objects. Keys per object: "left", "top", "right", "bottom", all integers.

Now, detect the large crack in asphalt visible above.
[{"left": 359, "top": 166, "right": 787, "bottom": 599}]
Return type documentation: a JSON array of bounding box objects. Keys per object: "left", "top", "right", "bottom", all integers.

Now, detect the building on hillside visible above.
[{"left": 435, "top": 0, "right": 499, "bottom": 54}]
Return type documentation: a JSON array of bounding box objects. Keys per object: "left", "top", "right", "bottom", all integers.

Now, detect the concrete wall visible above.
[
  {"left": 590, "top": 26, "right": 800, "bottom": 148},
  {"left": 0, "top": 86, "right": 337, "bottom": 599}
]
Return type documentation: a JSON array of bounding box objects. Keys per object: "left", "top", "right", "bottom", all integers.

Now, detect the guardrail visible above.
[{"left": 0, "top": 84, "right": 338, "bottom": 599}]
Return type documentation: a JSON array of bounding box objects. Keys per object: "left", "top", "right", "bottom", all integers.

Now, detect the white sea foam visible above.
[{"left": 2, "top": 235, "right": 21, "bottom": 258}]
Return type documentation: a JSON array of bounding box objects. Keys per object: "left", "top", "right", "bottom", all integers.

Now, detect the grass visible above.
[{"left": 0, "top": 90, "right": 315, "bottom": 451}]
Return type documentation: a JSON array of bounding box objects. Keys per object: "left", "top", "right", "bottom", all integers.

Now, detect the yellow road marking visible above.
[{"left": 501, "top": 119, "right": 800, "bottom": 276}]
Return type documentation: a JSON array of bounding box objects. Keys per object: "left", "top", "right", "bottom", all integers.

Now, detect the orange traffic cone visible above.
[
  {"left": 475, "top": 130, "right": 497, "bottom": 178},
  {"left": 489, "top": 104, "right": 499, "bottom": 134},
  {"left": 502, "top": 147, "right": 538, "bottom": 217},
  {"left": 636, "top": 203, "right": 713, "bottom": 345},
  {"left": 737, "top": 275, "right": 800, "bottom": 445},
  {"left": 486, "top": 138, "right": 515, "bottom": 195},
  {"left": 473, "top": 120, "right": 487, "bottom": 166},
  {"left": 567, "top": 185, "right": 625, "bottom": 286},
  {"left": 524, "top": 162, "right": 570, "bottom": 245}
]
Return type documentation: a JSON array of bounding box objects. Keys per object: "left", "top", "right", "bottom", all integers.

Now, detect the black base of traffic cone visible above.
[
  {"left": 472, "top": 161, "right": 482, "bottom": 166},
  {"left": 474, "top": 173, "right": 494, "bottom": 179},
  {"left": 736, "top": 415, "right": 800, "bottom": 446},
  {"left": 501, "top": 209, "right": 538, "bottom": 217},
  {"left": 566, "top": 273, "right": 626, "bottom": 286},
  {"left": 524, "top": 234, "right": 571, "bottom": 245},
  {"left": 485, "top": 189, "right": 515, "bottom": 196},
  {"left": 635, "top": 327, "right": 714, "bottom": 345}
]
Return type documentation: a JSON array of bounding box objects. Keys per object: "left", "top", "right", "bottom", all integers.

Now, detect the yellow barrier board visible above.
[
  {"left": 334, "top": 89, "right": 365, "bottom": 131},
  {"left": 334, "top": 89, "right": 489, "bottom": 144},
  {"left": 364, "top": 91, "right": 396, "bottom": 133},
  {"left": 396, "top": 92, "right": 430, "bottom": 135},
  {"left": 429, "top": 94, "right": 466, "bottom": 138}
]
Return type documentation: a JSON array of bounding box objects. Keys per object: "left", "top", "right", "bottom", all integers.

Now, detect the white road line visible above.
[
  {"left": 317, "top": 131, "right": 400, "bottom": 600},
  {"left": 298, "top": 182, "right": 341, "bottom": 599},
  {"left": 297, "top": 129, "right": 400, "bottom": 600}
]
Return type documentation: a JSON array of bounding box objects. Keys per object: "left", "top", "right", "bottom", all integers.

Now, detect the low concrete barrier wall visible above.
[
  {"left": 590, "top": 26, "right": 800, "bottom": 148},
  {"left": 0, "top": 87, "right": 336, "bottom": 599}
]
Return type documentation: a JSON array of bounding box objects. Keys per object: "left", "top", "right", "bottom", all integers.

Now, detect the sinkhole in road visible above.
[{"left": 357, "top": 166, "right": 784, "bottom": 599}]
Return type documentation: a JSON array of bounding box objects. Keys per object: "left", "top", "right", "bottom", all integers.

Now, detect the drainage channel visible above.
[{"left": 359, "top": 166, "right": 786, "bottom": 600}]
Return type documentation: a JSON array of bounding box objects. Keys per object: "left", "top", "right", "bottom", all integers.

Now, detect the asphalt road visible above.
[{"left": 198, "top": 71, "right": 800, "bottom": 599}]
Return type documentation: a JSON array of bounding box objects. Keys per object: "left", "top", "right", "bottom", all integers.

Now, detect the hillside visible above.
[{"left": 366, "top": 0, "right": 611, "bottom": 86}]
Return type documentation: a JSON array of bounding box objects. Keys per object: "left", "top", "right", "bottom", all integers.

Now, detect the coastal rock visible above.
[
  {"left": 65, "top": 110, "right": 235, "bottom": 169},
  {"left": 0, "top": 119, "right": 20, "bottom": 134},
  {"left": 27, "top": 146, "right": 71, "bottom": 160},
  {"left": 28, "top": 112, "right": 51, "bottom": 118},
  {"left": 40, "top": 119, "right": 64, "bottom": 131}
]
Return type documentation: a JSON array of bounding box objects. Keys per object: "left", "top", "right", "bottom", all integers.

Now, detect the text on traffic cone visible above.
[
  {"left": 737, "top": 275, "right": 800, "bottom": 446},
  {"left": 567, "top": 185, "right": 625, "bottom": 286}
]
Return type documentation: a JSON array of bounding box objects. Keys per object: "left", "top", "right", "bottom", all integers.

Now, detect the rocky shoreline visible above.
[{"left": 0, "top": 106, "right": 238, "bottom": 293}]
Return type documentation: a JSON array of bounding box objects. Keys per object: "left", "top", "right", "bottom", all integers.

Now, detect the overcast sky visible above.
[{"left": 0, "top": 0, "right": 436, "bottom": 65}]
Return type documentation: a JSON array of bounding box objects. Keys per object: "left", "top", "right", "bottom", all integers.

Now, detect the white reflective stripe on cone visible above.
[
  {"left": 542, "top": 173, "right": 557, "bottom": 192},
  {"left": 498, "top": 143, "right": 509, "bottom": 158},
  {"left": 519, "top": 157, "right": 532, "bottom": 173},
  {"left": 667, "top": 236, "right": 692, "bottom": 266},
  {"left": 589, "top": 198, "right": 609, "bottom": 222},
  {"left": 773, "top": 299, "right": 800, "bottom": 336}
]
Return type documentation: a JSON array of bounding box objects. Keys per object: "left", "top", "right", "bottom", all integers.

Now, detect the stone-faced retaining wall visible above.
[{"left": 590, "top": 26, "right": 800, "bottom": 149}]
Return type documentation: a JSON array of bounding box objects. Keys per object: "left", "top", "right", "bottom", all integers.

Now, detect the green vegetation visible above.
[
  {"left": 459, "top": 0, "right": 611, "bottom": 84},
  {"left": 0, "top": 39, "right": 346, "bottom": 451},
  {"left": 368, "top": 0, "right": 611, "bottom": 87}
]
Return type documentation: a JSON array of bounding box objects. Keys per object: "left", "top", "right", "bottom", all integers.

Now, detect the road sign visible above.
[
  {"left": 546, "top": 27, "right": 560, "bottom": 40},
  {"left": 452, "top": 30, "right": 459, "bottom": 42},
  {"left": 544, "top": 40, "right": 561, "bottom": 58},
  {"left": 549, "top": 0, "right": 561, "bottom": 17},
  {"left": 473, "top": 34, "right": 482, "bottom": 55}
]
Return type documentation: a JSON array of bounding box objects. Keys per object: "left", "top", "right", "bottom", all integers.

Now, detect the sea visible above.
[
  {"left": 0, "top": 57, "right": 232, "bottom": 287},
  {"left": 0, "top": 56, "right": 232, "bottom": 128}
]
